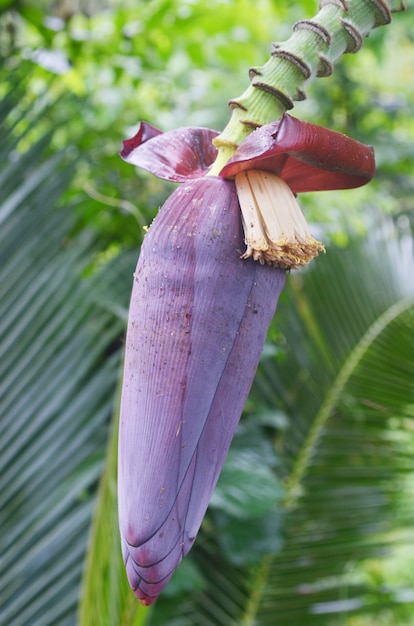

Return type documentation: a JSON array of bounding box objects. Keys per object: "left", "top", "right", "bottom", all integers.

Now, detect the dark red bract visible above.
[{"left": 120, "top": 123, "right": 219, "bottom": 182}]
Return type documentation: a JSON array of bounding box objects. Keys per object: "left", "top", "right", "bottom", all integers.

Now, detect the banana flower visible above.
[{"left": 118, "top": 114, "right": 374, "bottom": 605}]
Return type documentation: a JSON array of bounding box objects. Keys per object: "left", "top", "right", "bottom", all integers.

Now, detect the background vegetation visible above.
[{"left": 0, "top": 1, "right": 413, "bottom": 625}]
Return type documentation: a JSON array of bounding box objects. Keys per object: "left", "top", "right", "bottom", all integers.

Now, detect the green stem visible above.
[{"left": 208, "top": 0, "right": 405, "bottom": 175}]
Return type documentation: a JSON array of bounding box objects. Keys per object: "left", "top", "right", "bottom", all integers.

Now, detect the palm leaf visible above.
[
  {"left": 78, "top": 378, "right": 149, "bottom": 626},
  {"left": 249, "top": 223, "right": 414, "bottom": 624},
  {"left": 0, "top": 63, "right": 134, "bottom": 626}
]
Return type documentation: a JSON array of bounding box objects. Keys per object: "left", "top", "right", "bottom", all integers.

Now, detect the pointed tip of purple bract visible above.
[
  {"left": 122, "top": 535, "right": 183, "bottom": 606},
  {"left": 120, "top": 121, "right": 163, "bottom": 157}
]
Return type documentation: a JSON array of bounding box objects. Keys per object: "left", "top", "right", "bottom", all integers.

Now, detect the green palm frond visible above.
[
  {"left": 0, "top": 63, "right": 134, "bottom": 626},
  {"left": 249, "top": 224, "right": 414, "bottom": 624}
]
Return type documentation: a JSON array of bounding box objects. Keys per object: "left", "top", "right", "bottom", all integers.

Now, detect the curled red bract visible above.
[{"left": 219, "top": 114, "right": 375, "bottom": 192}]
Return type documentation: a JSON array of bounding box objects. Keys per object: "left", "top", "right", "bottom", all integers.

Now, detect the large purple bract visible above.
[{"left": 118, "top": 177, "right": 285, "bottom": 605}]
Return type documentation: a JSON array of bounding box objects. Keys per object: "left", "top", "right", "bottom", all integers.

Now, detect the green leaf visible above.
[
  {"left": 210, "top": 452, "right": 282, "bottom": 518},
  {"left": 78, "top": 386, "right": 149, "bottom": 626},
  {"left": 246, "top": 222, "right": 414, "bottom": 625},
  {"left": 213, "top": 504, "right": 284, "bottom": 566},
  {"left": 0, "top": 64, "right": 133, "bottom": 626}
]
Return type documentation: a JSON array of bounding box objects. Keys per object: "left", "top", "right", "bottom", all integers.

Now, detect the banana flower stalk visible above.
[{"left": 118, "top": 114, "right": 374, "bottom": 605}]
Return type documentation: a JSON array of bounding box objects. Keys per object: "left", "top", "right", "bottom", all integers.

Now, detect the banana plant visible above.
[{"left": 115, "top": 0, "right": 407, "bottom": 607}]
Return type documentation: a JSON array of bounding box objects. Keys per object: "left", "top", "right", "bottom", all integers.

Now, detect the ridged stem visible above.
[{"left": 208, "top": 0, "right": 405, "bottom": 175}]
